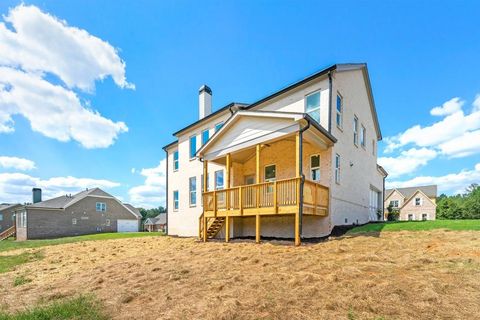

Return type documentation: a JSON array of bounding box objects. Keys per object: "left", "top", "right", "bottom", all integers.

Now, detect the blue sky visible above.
[{"left": 0, "top": 0, "right": 479, "bottom": 207}]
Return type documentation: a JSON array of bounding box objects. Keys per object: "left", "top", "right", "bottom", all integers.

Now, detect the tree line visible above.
[
  {"left": 437, "top": 184, "right": 480, "bottom": 219},
  {"left": 139, "top": 206, "right": 166, "bottom": 220}
]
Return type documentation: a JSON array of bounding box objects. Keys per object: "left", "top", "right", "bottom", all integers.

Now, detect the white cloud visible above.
[
  {"left": 0, "top": 156, "right": 36, "bottom": 171},
  {"left": 386, "top": 163, "right": 480, "bottom": 195},
  {"left": 378, "top": 148, "right": 437, "bottom": 178},
  {"left": 0, "top": 4, "right": 133, "bottom": 148},
  {"left": 128, "top": 159, "right": 166, "bottom": 208},
  {"left": 131, "top": 168, "right": 136, "bottom": 174},
  {"left": 0, "top": 172, "right": 120, "bottom": 204},
  {"left": 430, "top": 97, "right": 463, "bottom": 116},
  {"left": 384, "top": 96, "right": 480, "bottom": 159}
]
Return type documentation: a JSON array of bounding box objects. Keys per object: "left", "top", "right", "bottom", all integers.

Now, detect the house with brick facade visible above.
[
  {"left": 384, "top": 185, "right": 437, "bottom": 221},
  {"left": 13, "top": 188, "right": 141, "bottom": 241},
  {"left": 163, "top": 63, "right": 387, "bottom": 245}
]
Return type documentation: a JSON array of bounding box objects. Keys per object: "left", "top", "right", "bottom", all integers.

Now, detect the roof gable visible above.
[{"left": 401, "top": 189, "right": 436, "bottom": 208}]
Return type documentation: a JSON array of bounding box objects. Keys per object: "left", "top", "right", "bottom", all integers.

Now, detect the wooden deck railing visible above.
[
  {"left": 0, "top": 225, "right": 16, "bottom": 241},
  {"left": 203, "top": 177, "right": 328, "bottom": 217}
]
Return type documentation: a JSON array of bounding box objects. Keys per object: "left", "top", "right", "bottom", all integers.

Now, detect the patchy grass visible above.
[
  {"left": 13, "top": 275, "right": 32, "bottom": 287},
  {"left": 0, "top": 295, "right": 107, "bottom": 320},
  {"left": 0, "top": 232, "right": 162, "bottom": 253},
  {"left": 0, "top": 251, "right": 43, "bottom": 273},
  {"left": 347, "top": 219, "right": 480, "bottom": 234}
]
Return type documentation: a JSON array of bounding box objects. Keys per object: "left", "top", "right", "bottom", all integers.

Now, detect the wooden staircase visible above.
[
  {"left": 0, "top": 226, "right": 16, "bottom": 241},
  {"left": 199, "top": 214, "right": 225, "bottom": 240}
]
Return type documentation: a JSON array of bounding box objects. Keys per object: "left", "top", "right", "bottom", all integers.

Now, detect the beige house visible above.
[
  {"left": 144, "top": 214, "right": 166, "bottom": 232},
  {"left": 14, "top": 188, "right": 141, "bottom": 241},
  {"left": 163, "top": 63, "right": 387, "bottom": 245},
  {"left": 384, "top": 185, "right": 437, "bottom": 221}
]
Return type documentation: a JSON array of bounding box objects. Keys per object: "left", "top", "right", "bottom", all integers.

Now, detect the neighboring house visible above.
[
  {"left": 384, "top": 185, "right": 437, "bottom": 221},
  {"left": 0, "top": 203, "right": 21, "bottom": 232},
  {"left": 14, "top": 188, "right": 142, "bottom": 241},
  {"left": 144, "top": 214, "right": 167, "bottom": 232},
  {"left": 163, "top": 63, "right": 387, "bottom": 245}
]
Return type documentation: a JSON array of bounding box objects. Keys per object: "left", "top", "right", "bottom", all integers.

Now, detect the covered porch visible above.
[{"left": 197, "top": 111, "right": 336, "bottom": 245}]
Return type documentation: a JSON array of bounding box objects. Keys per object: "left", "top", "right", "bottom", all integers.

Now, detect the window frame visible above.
[
  {"left": 360, "top": 124, "right": 366, "bottom": 148},
  {"left": 335, "top": 154, "right": 341, "bottom": 184},
  {"left": 310, "top": 154, "right": 320, "bottom": 181},
  {"left": 408, "top": 214, "right": 414, "bottom": 221},
  {"left": 390, "top": 200, "right": 399, "bottom": 208},
  {"left": 201, "top": 129, "right": 210, "bottom": 146},
  {"left": 189, "top": 135, "right": 197, "bottom": 160},
  {"left": 353, "top": 115, "right": 359, "bottom": 146},
  {"left": 336, "top": 93, "right": 343, "bottom": 129},
  {"left": 189, "top": 176, "right": 197, "bottom": 207},
  {"left": 422, "top": 213, "right": 428, "bottom": 221},
  {"left": 264, "top": 164, "right": 277, "bottom": 182},
  {"left": 106, "top": 219, "right": 111, "bottom": 226},
  {"left": 72, "top": 218, "right": 77, "bottom": 225},
  {"left": 415, "top": 197, "right": 421, "bottom": 206},
  {"left": 305, "top": 90, "right": 321, "bottom": 124},
  {"left": 173, "top": 150, "right": 179, "bottom": 171},
  {"left": 173, "top": 190, "right": 179, "bottom": 211},
  {"left": 215, "top": 122, "right": 224, "bottom": 132},
  {"left": 0, "top": 213, "right": 3, "bottom": 221},
  {"left": 96, "top": 202, "right": 106, "bottom": 212},
  {"left": 214, "top": 170, "right": 224, "bottom": 190}
]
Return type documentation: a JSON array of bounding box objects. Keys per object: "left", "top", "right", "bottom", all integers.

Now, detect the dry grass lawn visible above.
[{"left": 0, "top": 230, "right": 479, "bottom": 320}]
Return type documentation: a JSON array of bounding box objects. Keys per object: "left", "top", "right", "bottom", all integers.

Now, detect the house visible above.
[
  {"left": 0, "top": 203, "right": 21, "bottom": 232},
  {"left": 13, "top": 188, "right": 142, "bottom": 241},
  {"left": 384, "top": 185, "right": 437, "bottom": 221},
  {"left": 144, "top": 214, "right": 167, "bottom": 232},
  {"left": 163, "top": 63, "right": 387, "bottom": 245}
]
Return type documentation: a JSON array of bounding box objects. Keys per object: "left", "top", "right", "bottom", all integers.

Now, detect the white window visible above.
[
  {"left": 0, "top": 213, "right": 3, "bottom": 221},
  {"left": 336, "top": 93, "right": 343, "bottom": 128},
  {"left": 72, "top": 218, "right": 77, "bottom": 225},
  {"left": 305, "top": 91, "right": 321, "bottom": 123},
  {"left": 215, "top": 122, "right": 224, "bottom": 132},
  {"left": 18, "top": 211, "right": 27, "bottom": 228},
  {"left": 202, "top": 129, "right": 210, "bottom": 145},
  {"left": 361, "top": 125, "right": 366, "bottom": 148},
  {"left": 310, "top": 155, "right": 320, "bottom": 181},
  {"left": 189, "top": 135, "right": 197, "bottom": 159},
  {"left": 173, "top": 150, "right": 179, "bottom": 171},
  {"left": 173, "top": 190, "right": 179, "bottom": 211},
  {"left": 422, "top": 213, "right": 428, "bottom": 221},
  {"left": 335, "top": 154, "right": 341, "bottom": 184},
  {"left": 415, "top": 197, "right": 422, "bottom": 206},
  {"left": 189, "top": 177, "right": 197, "bottom": 207},
  {"left": 390, "top": 200, "right": 399, "bottom": 208},
  {"left": 215, "top": 170, "right": 224, "bottom": 190},
  {"left": 96, "top": 202, "right": 106, "bottom": 212},
  {"left": 106, "top": 219, "right": 111, "bottom": 226},
  {"left": 408, "top": 214, "right": 414, "bottom": 221},
  {"left": 353, "top": 116, "right": 359, "bottom": 146},
  {"left": 264, "top": 164, "right": 276, "bottom": 182}
]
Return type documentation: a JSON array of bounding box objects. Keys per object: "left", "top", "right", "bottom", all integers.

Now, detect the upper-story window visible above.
[
  {"left": 415, "top": 197, "right": 422, "bottom": 206},
  {"left": 96, "top": 202, "right": 106, "bottom": 212},
  {"left": 353, "top": 116, "right": 359, "bottom": 146},
  {"left": 173, "top": 150, "right": 179, "bottom": 171},
  {"left": 335, "top": 154, "right": 341, "bottom": 184},
  {"left": 215, "top": 122, "right": 224, "bottom": 132},
  {"left": 189, "top": 177, "right": 197, "bottom": 207},
  {"left": 215, "top": 170, "right": 224, "bottom": 190},
  {"left": 305, "top": 91, "right": 321, "bottom": 123},
  {"left": 361, "top": 125, "right": 366, "bottom": 148},
  {"left": 336, "top": 94, "right": 343, "bottom": 128},
  {"left": 310, "top": 155, "right": 320, "bottom": 181},
  {"left": 390, "top": 200, "right": 399, "bottom": 208},
  {"left": 189, "top": 135, "right": 197, "bottom": 159},
  {"left": 173, "top": 190, "right": 179, "bottom": 211},
  {"left": 202, "top": 129, "right": 210, "bottom": 145}
]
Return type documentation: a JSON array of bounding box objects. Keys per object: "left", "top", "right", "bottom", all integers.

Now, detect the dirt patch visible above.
[{"left": 0, "top": 231, "right": 479, "bottom": 319}]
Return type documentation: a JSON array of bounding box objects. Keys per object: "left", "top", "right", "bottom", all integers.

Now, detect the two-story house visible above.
[
  {"left": 163, "top": 63, "right": 387, "bottom": 245},
  {"left": 384, "top": 185, "right": 437, "bottom": 221}
]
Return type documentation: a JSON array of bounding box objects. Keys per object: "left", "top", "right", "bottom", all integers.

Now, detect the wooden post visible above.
[
  {"left": 256, "top": 214, "right": 261, "bottom": 243},
  {"left": 203, "top": 216, "right": 208, "bottom": 242},
  {"left": 295, "top": 211, "right": 300, "bottom": 246},
  {"left": 239, "top": 186, "right": 243, "bottom": 216},
  {"left": 213, "top": 191, "right": 217, "bottom": 217},
  {"left": 225, "top": 216, "right": 230, "bottom": 242},
  {"left": 295, "top": 133, "right": 300, "bottom": 178},
  {"left": 226, "top": 154, "right": 231, "bottom": 210},
  {"left": 203, "top": 160, "right": 208, "bottom": 192},
  {"left": 256, "top": 144, "right": 261, "bottom": 208},
  {"left": 273, "top": 181, "right": 278, "bottom": 214}
]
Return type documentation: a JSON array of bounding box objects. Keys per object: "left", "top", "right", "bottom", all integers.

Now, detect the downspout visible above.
[
  {"left": 382, "top": 176, "right": 386, "bottom": 221},
  {"left": 298, "top": 119, "right": 311, "bottom": 238},
  {"left": 165, "top": 149, "right": 169, "bottom": 235},
  {"left": 327, "top": 71, "right": 333, "bottom": 134}
]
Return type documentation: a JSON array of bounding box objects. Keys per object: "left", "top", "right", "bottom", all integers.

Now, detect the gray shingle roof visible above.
[
  {"left": 386, "top": 185, "right": 437, "bottom": 199},
  {"left": 123, "top": 204, "right": 142, "bottom": 219},
  {"left": 0, "top": 203, "right": 20, "bottom": 212},
  {"left": 145, "top": 214, "right": 166, "bottom": 225},
  {"left": 28, "top": 188, "right": 112, "bottom": 209}
]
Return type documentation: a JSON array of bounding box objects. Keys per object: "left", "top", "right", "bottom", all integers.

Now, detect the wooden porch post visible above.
[
  {"left": 255, "top": 144, "right": 261, "bottom": 183},
  {"left": 295, "top": 132, "right": 301, "bottom": 246},
  {"left": 225, "top": 153, "right": 231, "bottom": 243},
  {"left": 203, "top": 216, "right": 208, "bottom": 242},
  {"left": 256, "top": 144, "right": 261, "bottom": 244},
  {"left": 203, "top": 160, "right": 208, "bottom": 193},
  {"left": 202, "top": 160, "right": 209, "bottom": 242},
  {"left": 256, "top": 214, "right": 261, "bottom": 244}
]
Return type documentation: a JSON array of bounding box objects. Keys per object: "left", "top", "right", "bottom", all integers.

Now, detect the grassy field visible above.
[
  {"left": 0, "top": 230, "right": 478, "bottom": 319},
  {"left": 347, "top": 219, "right": 480, "bottom": 234},
  {"left": 0, "top": 232, "right": 162, "bottom": 253},
  {"left": 0, "top": 295, "right": 106, "bottom": 320}
]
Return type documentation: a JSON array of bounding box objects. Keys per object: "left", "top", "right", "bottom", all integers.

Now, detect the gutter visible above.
[
  {"left": 165, "top": 148, "right": 169, "bottom": 235},
  {"left": 328, "top": 71, "right": 333, "bottom": 133}
]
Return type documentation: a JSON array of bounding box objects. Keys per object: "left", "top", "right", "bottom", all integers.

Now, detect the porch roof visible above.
[{"left": 196, "top": 110, "right": 336, "bottom": 161}]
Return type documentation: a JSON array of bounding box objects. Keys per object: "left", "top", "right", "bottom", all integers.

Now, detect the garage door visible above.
[{"left": 117, "top": 219, "right": 138, "bottom": 232}]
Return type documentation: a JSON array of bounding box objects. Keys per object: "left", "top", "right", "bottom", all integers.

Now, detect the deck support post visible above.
[
  {"left": 203, "top": 160, "right": 208, "bottom": 193},
  {"left": 203, "top": 216, "right": 208, "bottom": 242},
  {"left": 225, "top": 216, "right": 230, "bottom": 242},
  {"left": 256, "top": 214, "right": 261, "bottom": 243}
]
